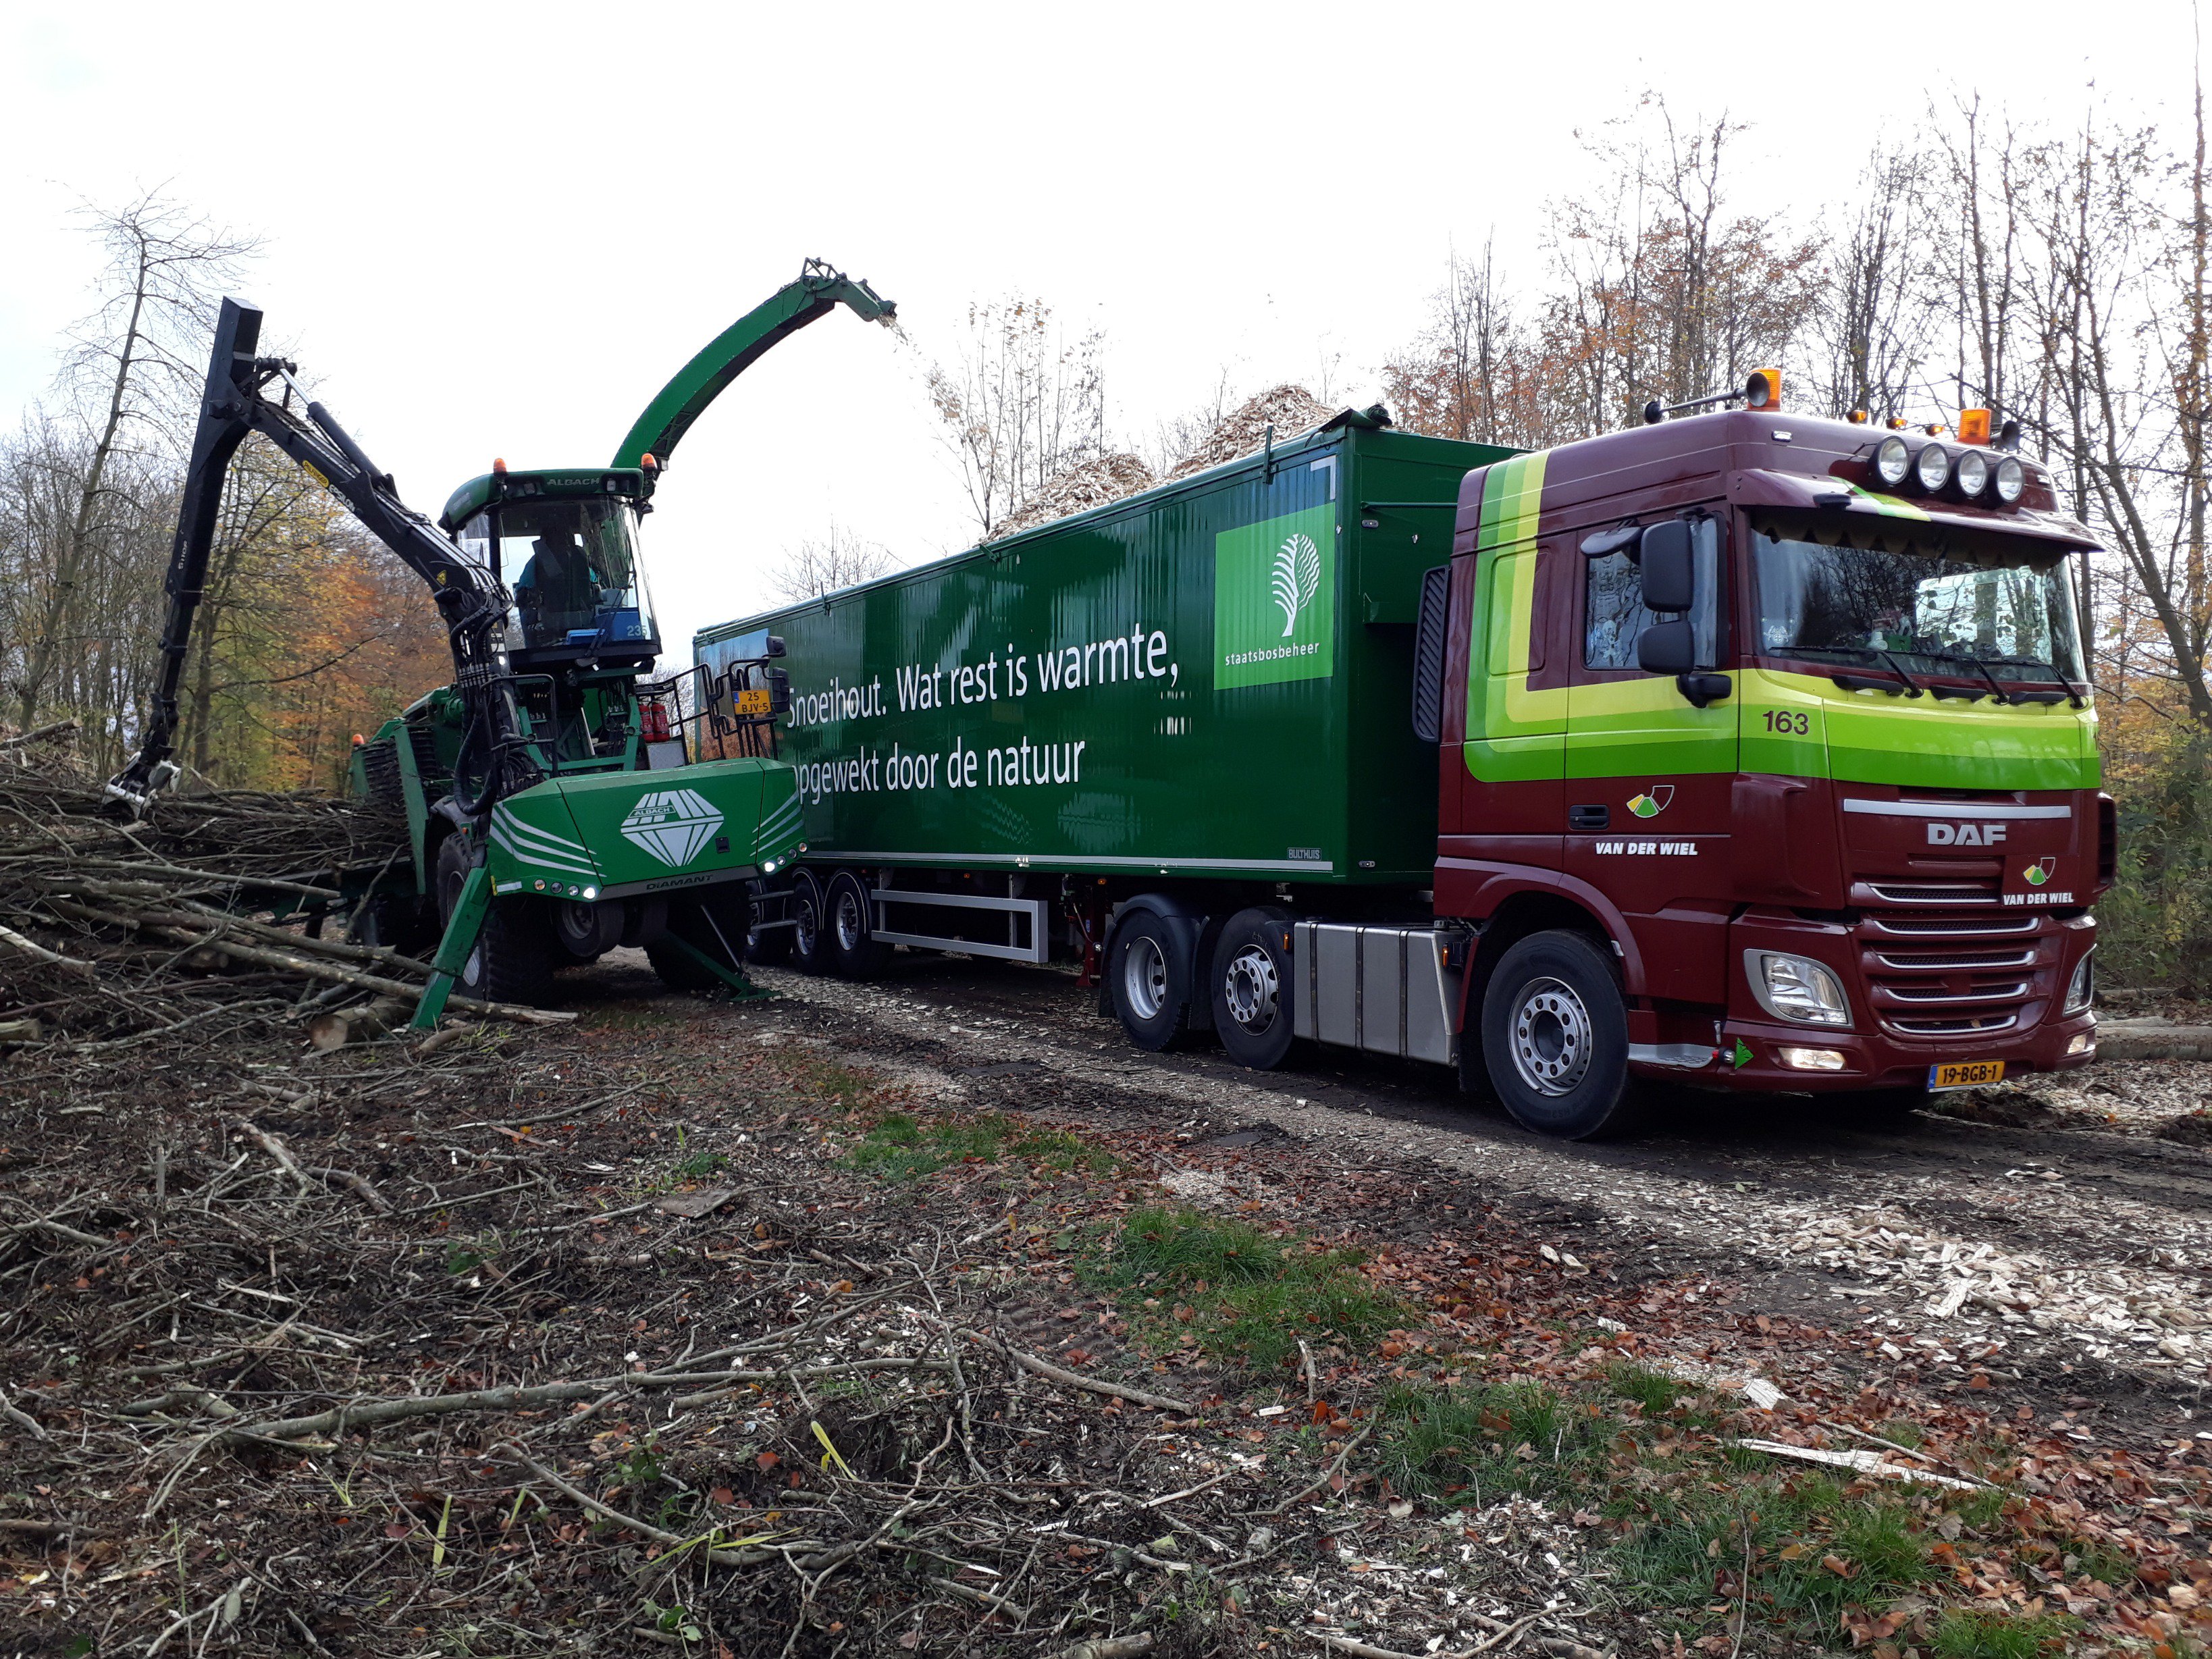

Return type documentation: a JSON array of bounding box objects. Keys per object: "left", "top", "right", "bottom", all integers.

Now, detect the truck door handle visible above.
[{"left": 1569, "top": 804, "right": 1610, "bottom": 831}]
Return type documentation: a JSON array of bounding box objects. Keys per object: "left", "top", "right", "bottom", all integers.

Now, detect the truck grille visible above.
[
  {"left": 1854, "top": 905, "right": 2060, "bottom": 1038},
  {"left": 1858, "top": 879, "right": 2001, "bottom": 906}
]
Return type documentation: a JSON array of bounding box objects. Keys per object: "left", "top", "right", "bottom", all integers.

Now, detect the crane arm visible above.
[
  {"left": 111, "top": 298, "right": 535, "bottom": 811},
  {"left": 611, "top": 257, "right": 895, "bottom": 471}
]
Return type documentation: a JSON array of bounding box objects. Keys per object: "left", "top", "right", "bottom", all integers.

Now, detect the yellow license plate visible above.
[
  {"left": 1928, "top": 1059, "right": 2005, "bottom": 1090},
  {"left": 734, "top": 687, "right": 772, "bottom": 716}
]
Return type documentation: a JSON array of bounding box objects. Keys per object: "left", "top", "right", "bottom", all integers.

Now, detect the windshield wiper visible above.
[
  {"left": 1785, "top": 643, "right": 1926, "bottom": 697},
  {"left": 1977, "top": 655, "right": 2086, "bottom": 707},
  {"left": 1914, "top": 648, "right": 2055, "bottom": 706}
]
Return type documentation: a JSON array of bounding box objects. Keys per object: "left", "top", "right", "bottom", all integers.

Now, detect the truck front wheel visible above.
[
  {"left": 1211, "top": 907, "right": 1295, "bottom": 1070},
  {"left": 1480, "top": 929, "right": 1639, "bottom": 1140},
  {"left": 1110, "top": 910, "right": 1192, "bottom": 1052}
]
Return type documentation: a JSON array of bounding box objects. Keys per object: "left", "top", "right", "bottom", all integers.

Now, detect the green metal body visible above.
[
  {"left": 614, "top": 261, "right": 895, "bottom": 471},
  {"left": 696, "top": 421, "right": 1515, "bottom": 883},
  {"left": 354, "top": 263, "right": 895, "bottom": 1023}
]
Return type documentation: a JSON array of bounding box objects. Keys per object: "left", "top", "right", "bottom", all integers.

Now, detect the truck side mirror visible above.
[
  {"left": 1637, "top": 520, "right": 1695, "bottom": 611},
  {"left": 766, "top": 666, "right": 791, "bottom": 715},
  {"left": 764, "top": 635, "right": 787, "bottom": 658},
  {"left": 1637, "top": 620, "right": 1695, "bottom": 676}
]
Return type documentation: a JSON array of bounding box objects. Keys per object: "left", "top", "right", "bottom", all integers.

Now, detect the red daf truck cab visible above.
[{"left": 1432, "top": 403, "right": 2108, "bottom": 1136}]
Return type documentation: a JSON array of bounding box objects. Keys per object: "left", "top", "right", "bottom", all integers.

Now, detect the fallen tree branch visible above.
[
  {"left": 494, "top": 1442, "right": 781, "bottom": 1567},
  {"left": 964, "top": 1330, "right": 1194, "bottom": 1413}
]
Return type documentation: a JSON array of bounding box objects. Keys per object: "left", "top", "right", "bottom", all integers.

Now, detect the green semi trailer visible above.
[{"left": 698, "top": 385, "right": 2109, "bottom": 1138}]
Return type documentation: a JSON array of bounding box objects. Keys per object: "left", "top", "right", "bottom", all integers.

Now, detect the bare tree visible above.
[
  {"left": 8, "top": 192, "right": 257, "bottom": 734},
  {"left": 769, "top": 521, "right": 899, "bottom": 602},
  {"left": 925, "top": 299, "right": 1107, "bottom": 536},
  {"left": 1812, "top": 147, "right": 1934, "bottom": 419},
  {"left": 1140, "top": 365, "right": 1240, "bottom": 477}
]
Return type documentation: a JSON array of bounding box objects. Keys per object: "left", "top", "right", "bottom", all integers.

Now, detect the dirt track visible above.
[{"left": 614, "top": 950, "right": 2212, "bottom": 1444}]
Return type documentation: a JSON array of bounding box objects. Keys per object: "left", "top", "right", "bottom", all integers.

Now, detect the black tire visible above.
[
  {"left": 647, "top": 887, "right": 753, "bottom": 991},
  {"left": 825, "top": 870, "right": 887, "bottom": 978},
  {"left": 1479, "top": 929, "right": 1641, "bottom": 1140},
  {"left": 433, "top": 833, "right": 554, "bottom": 1006},
  {"left": 355, "top": 889, "right": 440, "bottom": 957},
  {"left": 1109, "top": 908, "right": 1193, "bottom": 1052},
  {"left": 1211, "top": 906, "right": 1296, "bottom": 1070},
  {"left": 789, "top": 869, "right": 831, "bottom": 975},
  {"left": 551, "top": 898, "right": 621, "bottom": 965}
]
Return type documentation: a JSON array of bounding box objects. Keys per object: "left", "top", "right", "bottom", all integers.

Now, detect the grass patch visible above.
[
  {"left": 670, "top": 1150, "right": 727, "bottom": 1180},
  {"left": 1930, "top": 1608, "right": 2077, "bottom": 1657},
  {"left": 847, "top": 1112, "right": 1114, "bottom": 1182},
  {"left": 1085, "top": 1205, "right": 1407, "bottom": 1370},
  {"left": 1363, "top": 1373, "right": 2059, "bottom": 1652}
]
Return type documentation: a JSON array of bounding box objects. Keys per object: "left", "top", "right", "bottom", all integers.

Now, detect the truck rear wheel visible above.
[
  {"left": 1211, "top": 907, "right": 1295, "bottom": 1070},
  {"left": 648, "top": 889, "right": 753, "bottom": 992},
  {"left": 826, "top": 870, "right": 887, "bottom": 978},
  {"left": 789, "top": 870, "right": 831, "bottom": 974},
  {"left": 435, "top": 834, "right": 553, "bottom": 1007},
  {"left": 1110, "top": 909, "right": 1192, "bottom": 1052},
  {"left": 1480, "top": 929, "right": 1640, "bottom": 1140}
]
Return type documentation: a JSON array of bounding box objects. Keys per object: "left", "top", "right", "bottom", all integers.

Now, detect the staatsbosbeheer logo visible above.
[
  {"left": 1215, "top": 502, "right": 1337, "bottom": 689},
  {"left": 621, "top": 788, "right": 723, "bottom": 868}
]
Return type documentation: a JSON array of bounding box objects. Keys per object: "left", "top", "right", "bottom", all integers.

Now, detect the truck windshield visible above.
[
  {"left": 1749, "top": 516, "right": 2084, "bottom": 689},
  {"left": 487, "top": 500, "right": 657, "bottom": 656}
]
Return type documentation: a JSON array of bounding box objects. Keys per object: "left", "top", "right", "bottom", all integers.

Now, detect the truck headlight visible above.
[
  {"left": 1993, "top": 454, "right": 2026, "bottom": 504},
  {"left": 1745, "top": 949, "right": 1851, "bottom": 1026},
  {"left": 1873, "top": 435, "right": 1912, "bottom": 488},
  {"left": 2064, "top": 949, "right": 2095, "bottom": 1015}
]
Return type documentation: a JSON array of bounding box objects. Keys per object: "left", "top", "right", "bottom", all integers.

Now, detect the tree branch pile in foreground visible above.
[
  {"left": 0, "top": 1015, "right": 1616, "bottom": 1658},
  {"left": 0, "top": 737, "right": 564, "bottom": 1058}
]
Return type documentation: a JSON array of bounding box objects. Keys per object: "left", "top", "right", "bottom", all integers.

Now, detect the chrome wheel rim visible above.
[
  {"left": 1223, "top": 944, "right": 1279, "bottom": 1034},
  {"left": 1510, "top": 976, "right": 1592, "bottom": 1097},
  {"left": 793, "top": 889, "right": 820, "bottom": 957},
  {"left": 835, "top": 889, "right": 868, "bottom": 952},
  {"left": 1123, "top": 935, "right": 1169, "bottom": 1022}
]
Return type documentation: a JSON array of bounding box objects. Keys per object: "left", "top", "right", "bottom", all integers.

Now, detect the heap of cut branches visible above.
[{"left": 0, "top": 731, "right": 562, "bottom": 1057}]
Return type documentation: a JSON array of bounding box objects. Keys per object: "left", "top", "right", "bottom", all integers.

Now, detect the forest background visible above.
[{"left": 5, "top": 92, "right": 2211, "bottom": 986}]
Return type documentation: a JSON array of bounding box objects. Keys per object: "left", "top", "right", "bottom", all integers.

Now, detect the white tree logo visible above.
[{"left": 1273, "top": 533, "right": 1321, "bottom": 637}]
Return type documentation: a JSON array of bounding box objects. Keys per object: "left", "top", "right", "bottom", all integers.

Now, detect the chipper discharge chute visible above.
[{"left": 112, "top": 259, "right": 897, "bottom": 1028}]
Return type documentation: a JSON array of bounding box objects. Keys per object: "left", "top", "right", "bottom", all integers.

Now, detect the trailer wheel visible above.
[
  {"left": 1479, "top": 929, "right": 1641, "bottom": 1139},
  {"left": 648, "top": 889, "right": 753, "bottom": 991},
  {"left": 825, "top": 871, "right": 887, "bottom": 978},
  {"left": 435, "top": 835, "right": 553, "bottom": 1007},
  {"left": 1211, "top": 907, "right": 1295, "bottom": 1070},
  {"left": 1109, "top": 910, "right": 1192, "bottom": 1051},
  {"left": 789, "top": 869, "right": 831, "bottom": 974}
]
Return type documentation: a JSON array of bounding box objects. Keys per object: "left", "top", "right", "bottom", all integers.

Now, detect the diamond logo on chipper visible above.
[{"left": 620, "top": 789, "right": 723, "bottom": 868}]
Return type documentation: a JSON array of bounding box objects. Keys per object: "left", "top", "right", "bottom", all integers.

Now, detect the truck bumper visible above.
[{"left": 1627, "top": 907, "right": 2099, "bottom": 1092}]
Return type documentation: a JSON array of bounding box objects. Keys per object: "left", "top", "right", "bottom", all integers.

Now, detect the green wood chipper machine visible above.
[{"left": 109, "top": 259, "right": 896, "bottom": 1028}]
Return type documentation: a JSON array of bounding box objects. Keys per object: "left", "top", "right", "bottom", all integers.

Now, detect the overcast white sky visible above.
[{"left": 0, "top": 1, "right": 2197, "bottom": 656}]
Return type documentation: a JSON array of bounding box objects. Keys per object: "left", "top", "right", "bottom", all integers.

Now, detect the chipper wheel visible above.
[
  {"left": 647, "top": 889, "right": 754, "bottom": 992},
  {"left": 434, "top": 834, "right": 553, "bottom": 1006}
]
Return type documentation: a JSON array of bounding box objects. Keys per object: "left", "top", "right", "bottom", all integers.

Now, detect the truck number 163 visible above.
[{"left": 1762, "top": 710, "right": 1812, "bottom": 735}]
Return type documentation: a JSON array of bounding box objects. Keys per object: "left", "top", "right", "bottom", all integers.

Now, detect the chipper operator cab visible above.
[{"left": 113, "top": 260, "right": 896, "bottom": 1028}]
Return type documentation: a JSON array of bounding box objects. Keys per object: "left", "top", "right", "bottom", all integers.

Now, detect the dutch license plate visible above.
[
  {"left": 734, "top": 687, "right": 772, "bottom": 716},
  {"left": 1928, "top": 1059, "right": 2005, "bottom": 1090}
]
